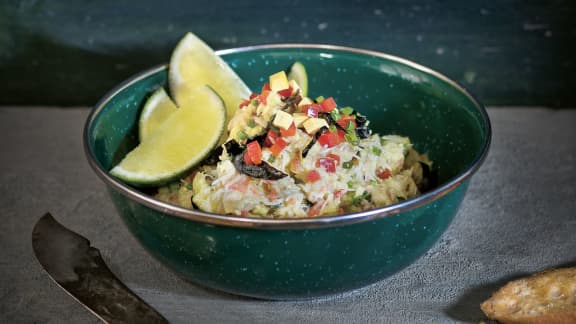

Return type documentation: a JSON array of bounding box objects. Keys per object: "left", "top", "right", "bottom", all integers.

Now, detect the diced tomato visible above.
[
  {"left": 264, "top": 129, "right": 280, "bottom": 147},
  {"left": 337, "top": 115, "right": 356, "bottom": 129},
  {"left": 316, "top": 157, "right": 337, "bottom": 173},
  {"left": 317, "top": 129, "right": 346, "bottom": 148},
  {"left": 319, "top": 97, "right": 337, "bottom": 112},
  {"left": 269, "top": 138, "right": 287, "bottom": 156},
  {"left": 277, "top": 87, "right": 292, "bottom": 98},
  {"left": 249, "top": 93, "right": 259, "bottom": 99},
  {"left": 301, "top": 104, "right": 321, "bottom": 117},
  {"left": 280, "top": 122, "right": 296, "bottom": 137},
  {"left": 305, "top": 170, "right": 321, "bottom": 183},
  {"left": 376, "top": 168, "right": 392, "bottom": 180},
  {"left": 244, "top": 141, "right": 262, "bottom": 165}
]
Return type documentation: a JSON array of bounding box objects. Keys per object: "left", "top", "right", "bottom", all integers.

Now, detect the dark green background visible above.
[{"left": 1, "top": 0, "right": 574, "bottom": 106}]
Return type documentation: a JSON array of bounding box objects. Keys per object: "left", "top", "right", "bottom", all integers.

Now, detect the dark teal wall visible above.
[{"left": 1, "top": 0, "right": 574, "bottom": 106}]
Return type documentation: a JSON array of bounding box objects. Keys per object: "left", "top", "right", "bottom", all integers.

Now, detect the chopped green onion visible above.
[
  {"left": 247, "top": 119, "right": 257, "bottom": 128},
  {"left": 330, "top": 109, "right": 341, "bottom": 121},
  {"left": 345, "top": 133, "right": 359, "bottom": 145},
  {"left": 340, "top": 106, "right": 354, "bottom": 115},
  {"left": 372, "top": 146, "right": 382, "bottom": 156},
  {"left": 352, "top": 191, "right": 372, "bottom": 206},
  {"left": 186, "top": 183, "right": 194, "bottom": 190},
  {"left": 237, "top": 130, "right": 248, "bottom": 141},
  {"left": 345, "top": 121, "right": 355, "bottom": 132},
  {"left": 250, "top": 98, "right": 259, "bottom": 106},
  {"left": 347, "top": 181, "right": 355, "bottom": 188},
  {"left": 268, "top": 155, "right": 276, "bottom": 163},
  {"left": 329, "top": 124, "right": 337, "bottom": 133},
  {"left": 342, "top": 161, "right": 353, "bottom": 169},
  {"left": 315, "top": 95, "right": 325, "bottom": 103},
  {"left": 370, "top": 180, "right": 378, "bottom": 186}
]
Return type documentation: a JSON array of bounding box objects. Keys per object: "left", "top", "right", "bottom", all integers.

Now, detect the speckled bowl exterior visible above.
[{"left": 84, "top": 45, "right": 491, "bottom": 299}]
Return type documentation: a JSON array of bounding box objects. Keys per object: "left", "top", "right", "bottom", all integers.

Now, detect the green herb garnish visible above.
[
  {"left": 345, "top": 133, "right": 359, "bottom": 145},
  {"left": 330, "top": 109, "right": 341, "bottom": 121},
  {"left": 237, "top": 130, "right": 248, "bottom": 141},
  {"left": 345, "top": 121, "right": 355, "bottom": 132},
  {"left": 340, "top": 106, "right": 354, "bottom": 115},
  {"left": 329, "top": 124, "right": 338, "bottom": 133}
]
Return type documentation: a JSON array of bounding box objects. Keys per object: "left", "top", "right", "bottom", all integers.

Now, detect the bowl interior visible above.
[{"left": 89, "top": 45, "right": 489, "bottom": 199}]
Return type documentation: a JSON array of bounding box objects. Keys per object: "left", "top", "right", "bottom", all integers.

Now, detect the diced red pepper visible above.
[
  {"left": 376, "top": 168, "right": 392, "bottom": 180},
  {"left": 327, "top": 153, "right": 341, "bottom": 165},
  {"left": 308, "top": 201, "right": 323, "bottom": 217},
  {"left": 316, "top": 157, "right": 337, "bottom": 173},
  {"left": 317, "top": 129, "right": 346, "bottom": 148},
  {"left": 337, "top": 115, "right": 357, "bottom": 130},
  {"left": 244, "top": 141, "right": 262, "bottom": 165},
  {"left": 305, "top": 170, "right": 321, "bottom": 183},
  {"left": 334, "top": 189, "right": 345, "bottom": 199},
  {"left": 264, "top": 129, "right": 280, "bottom": 147},
  {"left": 261, "top": 83, "right": 271, "bottom": 92},
  {"left": 277, "top": 87, "right": 292, "bottom": 98},
  {"left": 316, "top": 154, "right": 340, "bottom": 173},
  {"left": 319, "top": 97, "right": 337, "bottom": 112},
  {"left": 279, "top": 122, "right": 296, "bottom": 137},
  {"left": 238, "top": 98, "right": 251, "bottom": 109},
  {"left": 269, "top": 138, "right": 287, "bottom": 157},
  {"left": 259, "top": 90, "right": 270, "bottom": 105},
  {"left": 301, "top": 104, "right": 321, "bottom": 117},
  {"left": 249, "top": 93, "right": 259, "bottom": 99}
]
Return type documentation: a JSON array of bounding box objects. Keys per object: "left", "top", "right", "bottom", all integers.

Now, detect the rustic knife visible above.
[{"left": 32, "top": 213, "right": 168, "bottom": 324}]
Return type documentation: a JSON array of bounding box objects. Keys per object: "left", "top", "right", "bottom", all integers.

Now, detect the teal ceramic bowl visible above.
[{"left": 84, "top": 44, "right": 491, "bottom": 300}]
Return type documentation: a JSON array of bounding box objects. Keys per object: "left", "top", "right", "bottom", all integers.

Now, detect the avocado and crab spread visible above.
[{"left": 156, "top": 71, "right": 433, "bottom": 218}]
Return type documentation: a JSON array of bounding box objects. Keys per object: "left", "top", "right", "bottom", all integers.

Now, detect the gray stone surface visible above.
[{"left": 0, "top": 107, "right": 574, "bottom": 323}]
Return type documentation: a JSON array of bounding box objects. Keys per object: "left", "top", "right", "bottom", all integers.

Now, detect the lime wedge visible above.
[
  {"left": 139, "top": 87, "right": 178, "bottom": 142},
  {"left": 110, "top": 86, "right": 226, "bottom": 186},
  {"left": 169, "top": 32, "right": 251, "bottom": 121},
  {"left": 288, "top": 61, "right": 308, "bottom": 98}
]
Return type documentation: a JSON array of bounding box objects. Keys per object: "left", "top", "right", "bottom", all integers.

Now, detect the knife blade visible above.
[{"left": 32, "top": 213, "right": 168, "bottom": 324}]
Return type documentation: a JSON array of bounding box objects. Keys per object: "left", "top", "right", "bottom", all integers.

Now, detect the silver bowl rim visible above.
[{"left": 84, "top": 43, "right": 492, "bottom": 230}]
